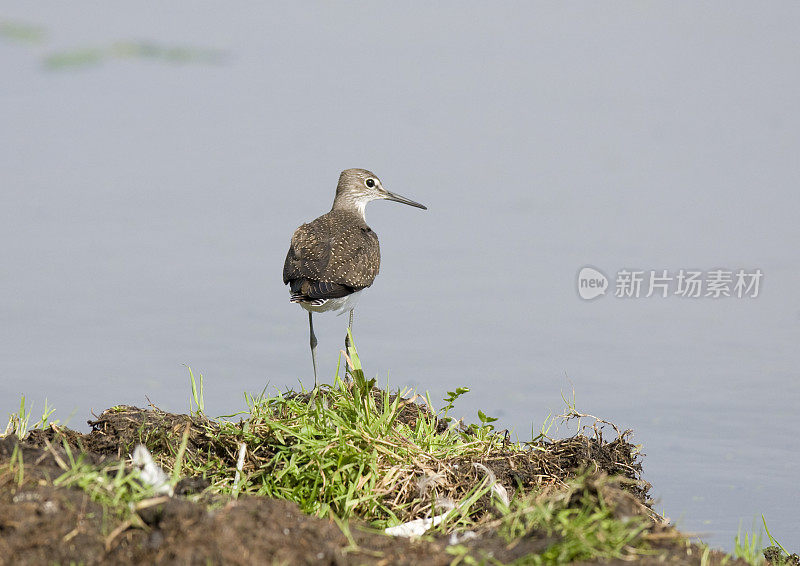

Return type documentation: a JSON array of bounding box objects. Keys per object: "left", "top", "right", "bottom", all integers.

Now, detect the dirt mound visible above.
[{"left": 0, "top": 393, "right": 750, "bottom": 565}]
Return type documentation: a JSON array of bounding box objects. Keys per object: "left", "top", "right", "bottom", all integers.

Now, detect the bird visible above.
[{"left": 283, "top": 168, "right": 427, "bottom": 387}]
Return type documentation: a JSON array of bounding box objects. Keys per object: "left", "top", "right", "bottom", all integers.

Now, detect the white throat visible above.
[{"left": 354, "top": 196, "right": 370, "bottom": 220}]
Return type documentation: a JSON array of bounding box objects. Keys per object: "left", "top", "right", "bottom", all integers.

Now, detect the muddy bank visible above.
[{"left": 0, "top": 396, "right": 749, "bottom": 565}]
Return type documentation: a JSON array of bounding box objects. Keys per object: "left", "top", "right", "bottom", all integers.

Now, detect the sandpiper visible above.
[{"left": 283, "top": 168, "right": 427, "bottom": 386}]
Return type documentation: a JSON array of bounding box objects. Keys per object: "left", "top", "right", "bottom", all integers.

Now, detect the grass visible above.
[
  {"left": 730, "top": 516, "right": 799, "bottom": 566},
  {"left": 186, "top": 365, "right": 205, "bottom": 415},
  {"left": 3, "top": 396, "right": 32, "bottom": 438},
  {"left": 734, "top": 522, "right": 765, "bottom": 565},
  {"left": 3, "top": 396, "right": 57, "bottom": 439},
  {"left": 175, "top": 333, "right": 510, "bottom": 524},
  {"left": 5, "top": 442, "right": 25, "bottom": 487},
  {"left": 486, "top": 474, "right": 651, "bottom": 564},
  {"left": 52, "top": 441, "right": 157, "bottom": 524}
]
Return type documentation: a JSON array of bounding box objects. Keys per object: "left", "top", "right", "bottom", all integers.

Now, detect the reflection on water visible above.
[
  {"left": 1, "top": 19, "right": 227, "bottom": 70},
  {"left": 43, "top": 42, "right": 229, "bottom": 71},
  {"left": 0, "top": 20, "right": 47, "bottom": 44}
]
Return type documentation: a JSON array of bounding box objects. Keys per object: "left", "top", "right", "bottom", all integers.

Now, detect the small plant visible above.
[
  {"left": 171, "top": 424, "right": 191, "bottom": 484},
  {"left": 531, "top": 411, "right": 556, "bottom": 443},
  {"left": 477, "top": 409, "right": 498, "bottom": 429},
  {"left": 734, "top": 522, "right": 764, "bottom": 565},
  {"left": 34, "top": 398, "right": 57, "bottom": 429},
  {"left": 3, "top": 396, "right": 59, "bottom": 440},
  {"left": 343, "top": 328, "right": 376, "bottom": 408},
  {"left": 186, "top": 365, "right": 205, "bottom": 415},
  {"left": 465, "top": 409, "right": 500, "bottom": 441},
  {"left": 761, "top": 515, "right": 798, "bottom": 566},
  {"left": 4, "top": 395, "right": 33, "bottom": 438},
  {"left": 496, "top": 475, "right": 649, "bottom": 564},
  {"left": 440, "top": 387, "right": 470, "bottom": 423},
  {"left": 53, "top": 440, "right": 159, "bottom": 525},
  {"left": 5, "top": 442, "right": 26, "bottom": 486}
]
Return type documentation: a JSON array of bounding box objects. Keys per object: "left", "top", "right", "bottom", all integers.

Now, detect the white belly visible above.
[{"left": 298, "top": 289, "right": 364, "bottom": 315}]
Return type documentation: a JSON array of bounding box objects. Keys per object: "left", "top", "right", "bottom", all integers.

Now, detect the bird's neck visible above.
[{"left": 331, "top": 194, "right": 369, "bottom": 221}]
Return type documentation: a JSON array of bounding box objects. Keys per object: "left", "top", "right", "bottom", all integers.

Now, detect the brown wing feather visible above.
[{"left": 283, "top": 210, "right": 380, "bottom": 290}]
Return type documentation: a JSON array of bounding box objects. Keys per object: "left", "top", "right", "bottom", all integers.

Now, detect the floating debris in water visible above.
[
  {"left": 0, "top": 20, "right": 47, "bottom": 44},
  {"left": 43, "top": 41, "right": 229, "bottom": 70}
]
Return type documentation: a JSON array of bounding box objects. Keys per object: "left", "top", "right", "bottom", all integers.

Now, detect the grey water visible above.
[{"left": 2, "top": 4, "right": 798, "bottom": 550}]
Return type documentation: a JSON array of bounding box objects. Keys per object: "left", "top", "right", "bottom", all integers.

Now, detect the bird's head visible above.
[{"left": 334, "top": 168, "right": 427, "bottom": 218}]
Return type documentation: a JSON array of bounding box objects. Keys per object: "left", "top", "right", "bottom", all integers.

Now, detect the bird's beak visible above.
[{"left": 383, "top": 190, "right": 427, "bottom": 210}]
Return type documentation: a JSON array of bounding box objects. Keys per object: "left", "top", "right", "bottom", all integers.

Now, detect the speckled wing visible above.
[{"left": 283, "top": 212, "right": 380, "bottom": 299}]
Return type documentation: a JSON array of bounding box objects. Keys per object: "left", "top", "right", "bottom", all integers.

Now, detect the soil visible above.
[{"left": 0, "top": 399, "right": 752, "bottom": 566}]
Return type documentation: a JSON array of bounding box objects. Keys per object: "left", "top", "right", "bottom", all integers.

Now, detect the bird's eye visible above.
[{"left": 365, "top": 178, "right": 376, "bottom": 188}]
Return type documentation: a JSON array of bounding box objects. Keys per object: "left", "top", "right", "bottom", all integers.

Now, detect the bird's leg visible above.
[
  {"left": 309, "top": 312, "right": 318, "bottom": 388},
  {"left": 345, "top": 308, "right": 354, "bottom": 352}
]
